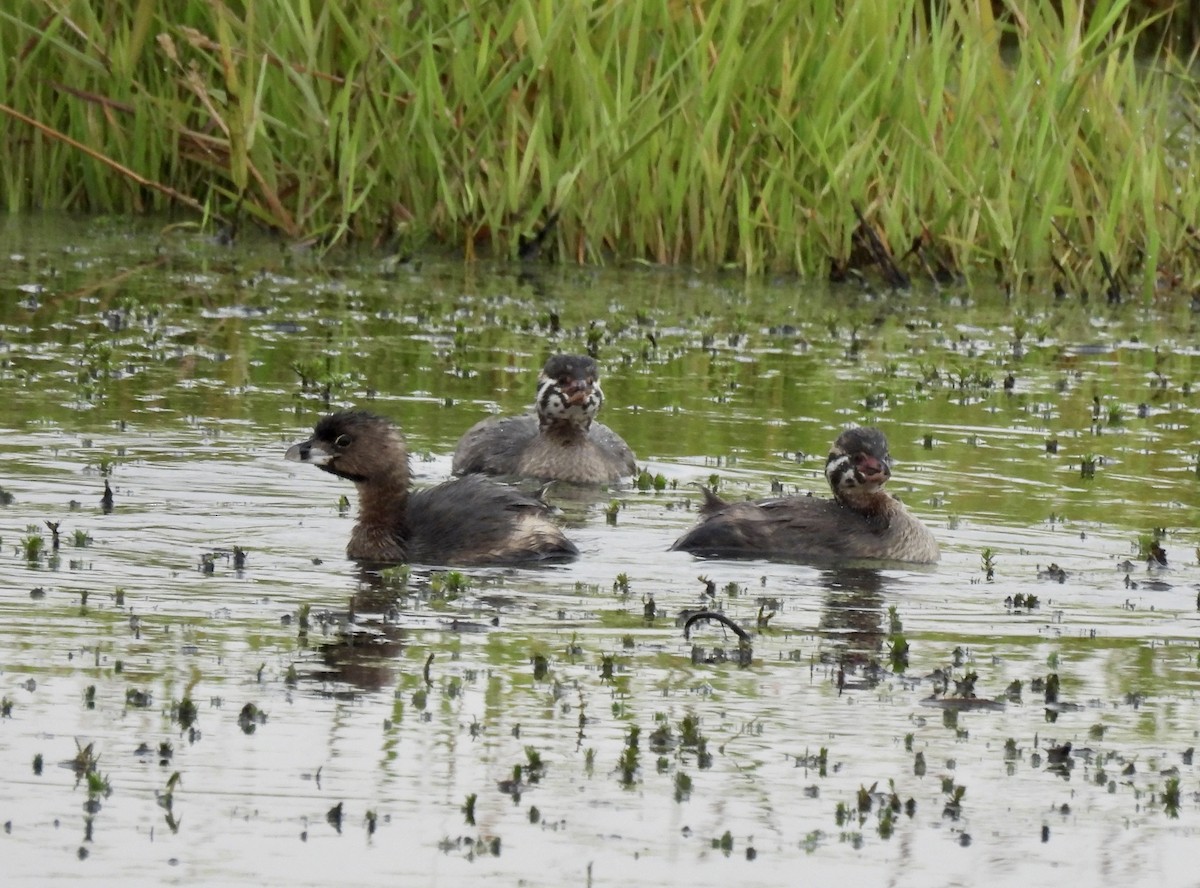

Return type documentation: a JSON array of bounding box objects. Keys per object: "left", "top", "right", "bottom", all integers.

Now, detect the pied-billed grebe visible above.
[
  {"left": 671, "top": 427, "right": 939, "bottom": 564},
  {"left": 285, "top": 410, "right": 578, "bottom": 565},
  {"left": 451, "top": 354, "right": 636, "bottom": 484}
]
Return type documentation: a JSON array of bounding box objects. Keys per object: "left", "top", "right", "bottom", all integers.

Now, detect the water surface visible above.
[{"left": 1, "top": 216, "right": 1199, "bottom": 887}]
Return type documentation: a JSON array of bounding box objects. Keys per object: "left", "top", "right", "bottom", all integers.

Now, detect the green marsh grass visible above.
[{"left": 2, "top": 0, "right": 1199, "bottom": 290}]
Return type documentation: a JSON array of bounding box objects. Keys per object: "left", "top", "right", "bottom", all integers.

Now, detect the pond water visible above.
[{"left": 1, "top": 216, "right": 1199, "bottom": 887}]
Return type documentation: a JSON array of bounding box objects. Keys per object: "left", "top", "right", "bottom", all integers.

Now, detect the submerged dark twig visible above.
[{"left": 682, "top": 610, "right": 751, "bottom": 642}]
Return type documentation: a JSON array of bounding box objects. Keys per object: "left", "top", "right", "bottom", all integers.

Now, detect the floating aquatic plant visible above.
[
  {"left": 980, "top": 548, "right": 996, "bottom": 581},
  {"left": 21, "top": 529, "right": 43, "bottom": 563}
]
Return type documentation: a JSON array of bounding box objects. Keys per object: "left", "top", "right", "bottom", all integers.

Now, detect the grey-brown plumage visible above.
[
  {"left": 670, "top": 427, "right": 939, "bottom": 564},
  {"left": 286, "top": 410, "right": 578, "bottom": 566},
  {"left": 452, "top": 354, "right": 636, "bottom": 484}
]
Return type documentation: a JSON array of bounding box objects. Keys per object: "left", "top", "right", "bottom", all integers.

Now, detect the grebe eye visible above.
[{"left": 335, "top": 434, "right": 351, "bottom": 449}]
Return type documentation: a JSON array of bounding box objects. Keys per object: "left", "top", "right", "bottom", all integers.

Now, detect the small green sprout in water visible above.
[
  {"left": 22, "top": 529, "right": 44, "bottom": 562},
  {"left": 70, "top": 740, "right": 100, "bottom": 778},
  {"left": 33, "top": 753, "right": 43, "bottom": 775},
  {"left": 444, "top": 571, "right": 469, "bottom": 596},
  {"left": 621, "top": 634, "right": 635, "bottom": 649},
  {"left": 612, "top": 573, "right": 630, "bottom": 596},
  {"left": 113, "top": 587, "right": 125, "bottom": 607},
  {"left": 643, "top": 593, "right": 656, "bottom": 621},
  {"left": 887, "top": 606, "right": 903, "bottom": 635},
  {"left": 878, "top": 803, "right": 895, "bottom": 839},
  {"left": 380, "top": 564, "right": 410, "bottom": 592},
  {"left": 674, "top": 771, "right": 693, "bottom": 802},
  {"left": 1164, "top": 776, "right": 1181, "bottom": 818},
  {"left": 524, "top": 746, "right": 546, "bottom": 782},
  {"left": 888, "top": 634, "right": 910, "bottom": 672},
  {"left": 756, "top": 604, "right": 774, "bottom": 629},
  {"left": 1089, "top": 723, "right": 1106, "bottom": 740},
  {"left": 365, "top": 809, "right": 377, "bottom": 836},
  {"left": 617, "top": 725, "right": 640, "bottom": 786},
  {"left": 86, "top": 769, "right": 112, "bottom": 799},
  {"left": 857, "top": 782, "right": 876, "bottom": 813},
  {"left": 463, "top": 793, "right": 477, "bottom": 825},
  {"left": 618, "top": 744, "right": 638, "bottom": 786},
  {"left": 83, "top": 685, "right": 96, "bottom": 709},
  {"left": 1080, "top": 454, "right": 1097, "bottom": 479},
  {"left": 285, "top": 664, "right": 298, "bottom": 686},
  {"left": 0, "top": 697, "right": 12, "bottom": 718},
  {"left": 980, "top": 548, "right": 995, "bottom": 581},
  {"left": 531, "top": 653, "right": 549, "bottom": 681},
  {"left": 724, "top": 581, "right": 739, "bottom": 598},
  {"left": 1137, "top": 533, "right": 1168, "bottom": 566},
  {"left": 125, "top": 688, "right": 152, "bottom": 708},
  {"left": 73, "top": 529, "right": 92, "bottom": 547},
  {"left": 648, "top": 721, "right": 674, "bottom": 753},
  {"left": 1044, "top": 674, "right": 1060, "bottom": 704},
  {"left": 600, "top": 654, "right": 615, "bottom": 682},
  {"left": 904, "top": 733, "right": 914, "bottom": 752},
  {"left": 44, "top": 521, "right": 60, "bottom": 551},
  {"left": 605, "top": 499, "right": 621, "bottom": 525},
  {"left": 174, "top": 697, "right": 198, "bottom": 730},
  {"left": 835, "top": 801, "right": 850, "bottom": 827},
  {"left": 942, "top": 783, "right": 966, "bottom": 820}
]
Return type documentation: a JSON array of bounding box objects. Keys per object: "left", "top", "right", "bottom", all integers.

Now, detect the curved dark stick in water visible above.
[{"left": 682, "top": 611, "right": 751, "bottom": 642}]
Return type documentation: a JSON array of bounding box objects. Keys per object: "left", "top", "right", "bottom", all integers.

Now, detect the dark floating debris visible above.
[
  {"left": 1037, "top": 563, "right": 1066, "bottom": 583},
  {"left": 920, "top": 669, "right": 1005, "bottom": 711},
  {"left": 682, "top": 610, "right": 752, "bottom": 667},
  {"left": 682, "top": 610, "right": 750, "bottom": 643}
]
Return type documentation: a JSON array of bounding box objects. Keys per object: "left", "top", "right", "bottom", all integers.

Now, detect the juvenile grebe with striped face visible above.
[
  {"left": 287, "top": 410, "right": 578, "bottom": 566},
  {"left": 452, "top": 354, "right": 636, "bottom": 484},
  {"left": 535, "top": 354, "right": 605, "bottom": 428},
  {"left": 670, "top": 426, "right": 939, "bottom": 564}
]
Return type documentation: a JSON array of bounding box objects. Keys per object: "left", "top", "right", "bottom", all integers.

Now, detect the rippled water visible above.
[{"left": 2, "top": 216, "right": 1200, "bottom": 886}]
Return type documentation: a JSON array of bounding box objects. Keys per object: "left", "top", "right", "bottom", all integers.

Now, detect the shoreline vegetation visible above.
[{"left": 2, "top": 0, "right": 1199, "bottom": 293}]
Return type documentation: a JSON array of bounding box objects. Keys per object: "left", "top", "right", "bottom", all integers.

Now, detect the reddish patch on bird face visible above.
[
  {"left": 562, "top": 378, "right": 593, "bottom": 405},
  {"left": 855, "top": 454, "right": 890, "bottom": 484}
]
